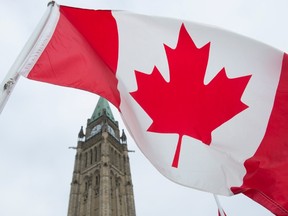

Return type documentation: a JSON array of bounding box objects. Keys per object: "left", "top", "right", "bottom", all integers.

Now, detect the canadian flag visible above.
[{"left": 18, "top": 4, "right": 288, "bottom": 215}]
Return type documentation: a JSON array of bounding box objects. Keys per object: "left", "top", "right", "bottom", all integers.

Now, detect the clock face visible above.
[
  {"left": 107, "top": 125, "right": 115, "bottom": 137},
  {"left": 91, "top": 124, "right": 101, "bottom": 136}
]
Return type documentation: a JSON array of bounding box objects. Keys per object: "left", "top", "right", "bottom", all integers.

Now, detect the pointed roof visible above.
[
  {"left": 78, "top": 126, "right": 85, "bottom": 138},
  {"left": 90, "top": 97, "right": 115, "bottom": 122}
]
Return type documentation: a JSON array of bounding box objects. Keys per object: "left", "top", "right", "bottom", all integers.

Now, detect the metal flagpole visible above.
[
  {"left": 0, "top": 1, "right": 55, "bottom": 115},
  {"left": 213, "top": 194, "right": 225, "bottom": 216}
]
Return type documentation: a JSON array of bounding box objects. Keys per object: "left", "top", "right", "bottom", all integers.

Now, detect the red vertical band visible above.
[
  {"left": 232, "top": 53, "right": 288, "bottom": 216},
  {"left": 28, "top": 6, "right": 120, "bottom": 108}
]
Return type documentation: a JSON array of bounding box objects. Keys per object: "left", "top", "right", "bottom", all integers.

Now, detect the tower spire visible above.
[{"left": 90, "top": 97, "right": 115, "bottom": 123}]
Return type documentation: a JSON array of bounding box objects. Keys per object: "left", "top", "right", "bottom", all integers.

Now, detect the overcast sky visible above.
[{"left": 0, "top": 0, "right": 287, "bottom": 215}]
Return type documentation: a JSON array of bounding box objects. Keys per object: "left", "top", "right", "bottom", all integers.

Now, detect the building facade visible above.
[{"left": 67, "top": 97, "right": 136, "bottom": 216}]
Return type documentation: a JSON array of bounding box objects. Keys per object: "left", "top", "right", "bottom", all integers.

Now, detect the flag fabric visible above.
[{"left": 18, "top": 4, "right": 288, "bottom": 215}]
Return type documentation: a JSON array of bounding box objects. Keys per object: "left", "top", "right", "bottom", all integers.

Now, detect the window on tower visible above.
[
  {"left": 90, "top": 150, "right": 93, "bottom": 165},
  {"left": 84, "top": 152, "right": 88, "bottom": 168}
]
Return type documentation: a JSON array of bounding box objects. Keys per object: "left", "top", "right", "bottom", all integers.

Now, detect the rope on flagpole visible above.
[
  {"left": 213, "top": 194, "right": 225, "bottom": 216},
  {"left": 0, "top": 1, "right": 55, "bottom": 115}
]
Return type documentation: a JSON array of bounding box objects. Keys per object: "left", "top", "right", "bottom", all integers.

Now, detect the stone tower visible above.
[{"left": 67, "top": 97, "right": 136, "bottom": 216}]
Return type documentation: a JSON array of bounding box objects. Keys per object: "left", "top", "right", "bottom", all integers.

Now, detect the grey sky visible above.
[{"left": 0, "top": 0, "right": 287, "bottom": 215}]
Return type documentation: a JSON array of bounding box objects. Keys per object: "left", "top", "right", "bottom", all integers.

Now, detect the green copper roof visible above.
[{"left": 90, "top": 97, "right": 115, "bottom": 122}]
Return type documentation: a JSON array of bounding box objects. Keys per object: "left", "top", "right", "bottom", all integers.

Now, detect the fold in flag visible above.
[{"left": 18, "top": 4, "right": 288, "bottom": 215}]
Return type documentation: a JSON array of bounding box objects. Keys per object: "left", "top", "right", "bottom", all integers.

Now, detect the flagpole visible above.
[
  {"left": 0, "top": 1, "right": 55, "bottom": 115},
  {"left": 213, "top": 194, "right": 225, "bottom": 216}
]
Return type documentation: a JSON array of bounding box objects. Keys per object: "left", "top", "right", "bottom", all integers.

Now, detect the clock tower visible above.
[{"left": 67, "top": 97, "right": 136, "bottom": 216}]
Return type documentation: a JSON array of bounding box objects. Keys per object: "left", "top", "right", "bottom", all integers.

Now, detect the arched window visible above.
[
  {"left": 90, "top": 149, "right": 93, "bottom": 165},
  {"left": 94, "top": 147, "right": 97, "bottom": 162},
  {"left": 84, "top": 152, "right": 88, "bottom": 168},
  {"left": 96, "top": 176, "right": 99, "bottom": 186},
  {"left": 85, "top": 181, "right": 88, "bottom": 191}
]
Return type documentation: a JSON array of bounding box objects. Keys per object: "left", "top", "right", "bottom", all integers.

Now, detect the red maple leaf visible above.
[{"left": 130, "top": 24, "right": 251, "bottom": 168}]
